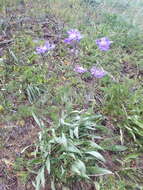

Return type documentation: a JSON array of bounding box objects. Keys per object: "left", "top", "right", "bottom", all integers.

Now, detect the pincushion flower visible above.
[
  {"left": 96, "top": 37, "right": 112, "bottom": 51},
  {"left": 74, "top": 65, "right": 87, "bottom": 74},
  {"left": 64, "top": 29, "right": 83, "bottom": 44},
  {"left": 90, "top": 67, "right": 107, "bottom": 78},
  {"left": 36, "top": 41, "right": 55, "bottom": 54}
]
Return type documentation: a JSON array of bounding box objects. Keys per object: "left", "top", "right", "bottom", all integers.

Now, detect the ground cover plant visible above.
[{"left": 0, "top": 0, "right": 143, "bottom": 189}]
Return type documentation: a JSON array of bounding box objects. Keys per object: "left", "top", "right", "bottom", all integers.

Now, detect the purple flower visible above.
[
  {"left": 96, "top": 37, "right": 112, "bottom": 51},
  {"left": 36, "top": 41, "right": 55, "bottom": 54},
  {"left": 74, "top": 65, "right": 87, "bottom": 74},
  {"left": 70, "top": 48, "right": 79, "bottom": 55},
  {"left": 45, "top": 41, "right": 55, "bottom": 50},
  {"left": 90, "top": 67, "right": 107, "bottom": 78},
  {"left": 64, "top": 29, "right": 83, "bottom": 44},
  {"left": 36, "top": 45, "right": 48, "bottom": 54}
]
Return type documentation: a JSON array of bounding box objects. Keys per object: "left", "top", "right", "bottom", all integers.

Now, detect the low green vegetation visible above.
[{"left": 0, "top": 0, "right": 143, "bottom": 189}]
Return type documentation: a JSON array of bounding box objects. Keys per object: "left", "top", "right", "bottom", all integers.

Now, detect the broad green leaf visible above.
[
  {"left": 60, "top": 118, "right": 73, "bottom": 127},
  {"left": 105, "top": 145, "right": 127, "bottom": 152},
  {"left": 94, "top": 182, "right": 100, "bottom": 190},
  {"left": 32, "top": 113, "right": 43, "bottom": 128},
  {"left": 65, "top": 142, "right": 81, "bottom": 154},
  {"left": 68, "top": 153, "right": 76, "bottom": 159},
  {"left": 124, "top": 125, "right": 136, "bottom": 141},
  {"left": 51, "top": 180, "right": 56, "bottom": 190},
  {"left": 87, "top": 167, "right": 112, "bottom": 175},
  {"left": 9, "top": 49, "right": 19, "bottom": 63},
  {"left": 85, "top": 151, "right": 105, "bottom": 162},
  {"left": 61, "top": 165, "right": 65, "bottom": 176},
  {"left": 74, "top": 127, "right": 79, "bottom": 138},
  {"left": 124, "top": 153, "right": 140, "bottom": 161},
  {"left": 84, "top": 126, "right": 96, "bottom": 130},
  {"left": 54, "top": 133, "right": 67, "bottom": 147},
  {"left": 46, "top": 157, "right": 50, "bottom": 174},
  {"left": 36, "top": 166, "right": 45, "bottom": 190},
  {"left": 36, "top": 173, "right": 41, "bottom": 190},
  {"left": 134, "top": 120, "right": 143, "bottom": 129},
  {"left": 29, "top": 158, "right": 43, "bottom": 165},
  {"left": 82, "top": 134, "right": 102, "bottom": 139},
  {"left": 71, "top": 159, "right": 89, "bottom": 178},
  {"left": 129, "top": 116, "right": 143, "bottom": 129},
  {"left": 90, "top": 141, "right": 104, "bottom": 150},
  {"left": 94, "top": 125, "right": 108, "bottom": 132},
  {"left": 40, "top": 167, "right": 45, "bottom": 188}
]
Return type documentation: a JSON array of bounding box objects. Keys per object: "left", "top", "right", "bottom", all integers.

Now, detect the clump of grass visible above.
[{"left": 102, "top": 79, "right": 143, "bottom": 141}]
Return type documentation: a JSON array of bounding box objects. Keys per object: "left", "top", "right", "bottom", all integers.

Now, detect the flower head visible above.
[
  {"left": 45, "top": 41, "right": 55, "bottom": 50},
  {"left": 96, "top": 37, "right": 112, "bottom": 51},
  {"left": 36, "top": 41, "right": 55, "bottom": 54},
  {"left": 90, "top": 67, "right": 107, "bottom": 78},
  {"left": 74, "top": 65, "right": 87, "bottom": 74},
  {"left": 36, "top": 45, "right": 48, "bottom": 54},
  {"left": 64, "top": 29, "right": 83, "bottom": 44}
]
